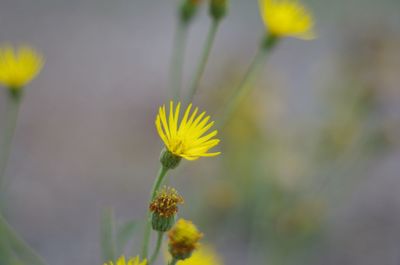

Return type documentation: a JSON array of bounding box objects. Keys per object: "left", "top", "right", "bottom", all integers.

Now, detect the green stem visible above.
[
  {"left": 140, "top": 165, "right": 169, "bottom": 259},
  {"left": 187, "top": 19, "right": 220, "bottom": 103},
  {"left": 100, "top": 208, "right": 116, "bottom": 263},
  {"left": 169, "top": 258, "right": 178, "bottom": 265},
  {"left": 0, "top": 92, "right": 22, "bottom": 202},
  {"left": 0, "top": 234, "right": 14, "bottom": 264},
  {"left": 149, "top": 231, "right": 164, "bottom": 265},
  {"left": 0, "top": 213, "right": 47, "bottom": 265},
  {"left": 219, "top": 35, "right": 278, "bottom": 128},
  {"left": 171, "top": 21, "right": 189, "bottom": 101}
]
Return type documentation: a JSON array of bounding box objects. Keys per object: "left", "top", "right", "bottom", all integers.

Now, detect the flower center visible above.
[{"left": 172, "top": 138, "right": 186, "bottom": 154}]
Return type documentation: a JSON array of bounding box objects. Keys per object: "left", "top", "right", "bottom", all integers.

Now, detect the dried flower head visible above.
[
  {"left": 168, "top": 219, "right": 203, "bottom": 260},
  {"left": 150, "top": 186, "right": 184, "bottom": 218}
]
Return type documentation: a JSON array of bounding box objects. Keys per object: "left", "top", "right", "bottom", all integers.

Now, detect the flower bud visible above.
[
  {"left": 179, "top": 0, "right": 202, "bottom": 24},
  {"left": 160, "top": 149, "right": 182, "bottom": 170},
  {"left": 168, "top": 219, "right": 203, "bottom": 260},
  {"left": 210, "top": 0, "right": 228, "bottom": 21},
  {"left": 150, "top": 186, "right": 184, "bottom": 232}
]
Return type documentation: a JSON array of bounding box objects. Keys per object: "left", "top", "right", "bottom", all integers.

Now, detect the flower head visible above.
[
  {"left": 155, "top": 101, "right": 220, "bottom": 161},
  {"left": 210, "top": 0, "right": 228, "bottom": 20},
  {"left": 177, "top": 245, "right": 223, "bottom": 265},
  {"left": 180, "top": 0, "right": 203, "bottom": 23},
  {"left": 150, "top": 186, "right": 184, "bottom": 232},
  {"left": 104, "top": 256, "right": 147, "bottom": 265},
  {"left": 168, "top": 219, "right": 203, "bottom": 260},
  {"left": 150, "top": 186, "right": 184, "bottom": 218},
  {"left": 0, "top": 44, "right": 44, "bottom": 89},
  {"left": 258, "top": 0, "right": 315, "bottom": 40}
]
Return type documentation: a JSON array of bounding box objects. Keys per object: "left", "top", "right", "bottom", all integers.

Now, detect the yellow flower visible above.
[
  {"left": 104, "top": 256, "right": 147, "bottom": 265},
  {"left": 155, "top": 101, "right": 221, "bottom": 161},
  {"left": 0, "top": 44, "right": 44, "bottom": 89},
  {"left": 177, "top": 245, "right": 223, "bottom": 265},
  {"left": 258, "top": 0, "right": 315, "bottom": 39},
  {"left": 168, "top": 219, "right": 203, "bottom": 260}
]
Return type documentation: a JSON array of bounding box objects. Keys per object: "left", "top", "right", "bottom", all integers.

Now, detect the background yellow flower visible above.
[
  {"left": 104, "top": 256, "right": 146, "bottom": 265},
  {"left": 168, "top": 219, "right": 203, "bottom": 260},
  {"left": 177, "top": 245, "right": 223, "bottom": 265},
  {"left": 0, "top": 44, "right": 43, "bottom": 89},
  {"left": 258, "top": 0, "right": 315, "bottom": 39}
]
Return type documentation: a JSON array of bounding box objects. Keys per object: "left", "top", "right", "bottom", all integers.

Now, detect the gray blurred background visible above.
[{"left": 0, "top": 0, "right": 400, "bottom": 264}]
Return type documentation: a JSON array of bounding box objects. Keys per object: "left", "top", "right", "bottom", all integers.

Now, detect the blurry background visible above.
[{"left": 0, "top": 0, "right": 400, "bottom": 264}]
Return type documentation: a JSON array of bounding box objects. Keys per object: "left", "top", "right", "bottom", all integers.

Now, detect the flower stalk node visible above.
[
  {"left": 8, "top": 87, "right": 23, "bottom": 102},
  {"left": 262, "top": 34, "right": 279, "bottom": 50}
]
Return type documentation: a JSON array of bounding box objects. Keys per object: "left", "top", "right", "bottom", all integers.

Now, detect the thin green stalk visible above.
[
  {"left": 0, "top": 92, "right": 22, "bottom": 200},
  {"left": 219, "top": 35, "right": 278, "bottom": 128},
  {"left": 0, "top": 213, "right": 47, "bottom": 265},
  {"left": 171, "top": 21, "right": 189, "bottom": 101},
  {"left": 149, "top": 231, "right": 164, "bottom": 265},
  {"left": 100, "top": 208, "right": 116, "bottom": 263},
  {"left": 169, "top": 258, "right": 178, "bottom": 265},
  {"left": 0, "top": 235, "right": 13, "bottom": 264},
  {"left": 140, "top": 166, "right": 169, "bottom": 259},
  {"left": 187, "top": 19, "right": 220, "bottom": 103}
]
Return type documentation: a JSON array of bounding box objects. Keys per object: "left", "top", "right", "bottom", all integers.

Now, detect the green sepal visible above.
[
  {"left": 152, "top": 213, "right": 175, "bottom": 232},
  {"left": 160, "top": 149, "right": 182, "bottom": 170}
]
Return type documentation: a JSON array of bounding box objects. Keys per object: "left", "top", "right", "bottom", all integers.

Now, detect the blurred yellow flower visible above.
[
  {"left": 155, "top": 101, "right": 220, "bottom": 161},
  {"left": 177, "top": 245, "right": 223, "bottom": 265},
  {"left": 104, "top": 256, "right": 147, "bottom": 265},
  {"left": 0, "top": 44, "right": 44, "bottom": 89},
  {"left": 168, "top": 219, "right": 203, "bottom": 260},
  {"left": 258, "top": 0, "right": 315, "bottom": 39}
]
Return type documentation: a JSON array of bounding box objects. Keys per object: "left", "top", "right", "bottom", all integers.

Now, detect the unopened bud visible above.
[
  {"left": 210, "top": 0, "right": 228, "bottom": 21},
  {"left": 179, "top": 0, "right": 203, "bottom": 24}
]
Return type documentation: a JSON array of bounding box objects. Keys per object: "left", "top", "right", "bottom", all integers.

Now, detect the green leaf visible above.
[
  {"left": 0, "top": 236, "right": 14, "bottom": 265},
  {"left": 0, "top": 214, "right": 46, "bottom": 265},
  {"left": 100, "top": 208, "right": 116, "bottom": 263},
  {"left": 116, "top": 219, "right": 137, "bottom": 255}
]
